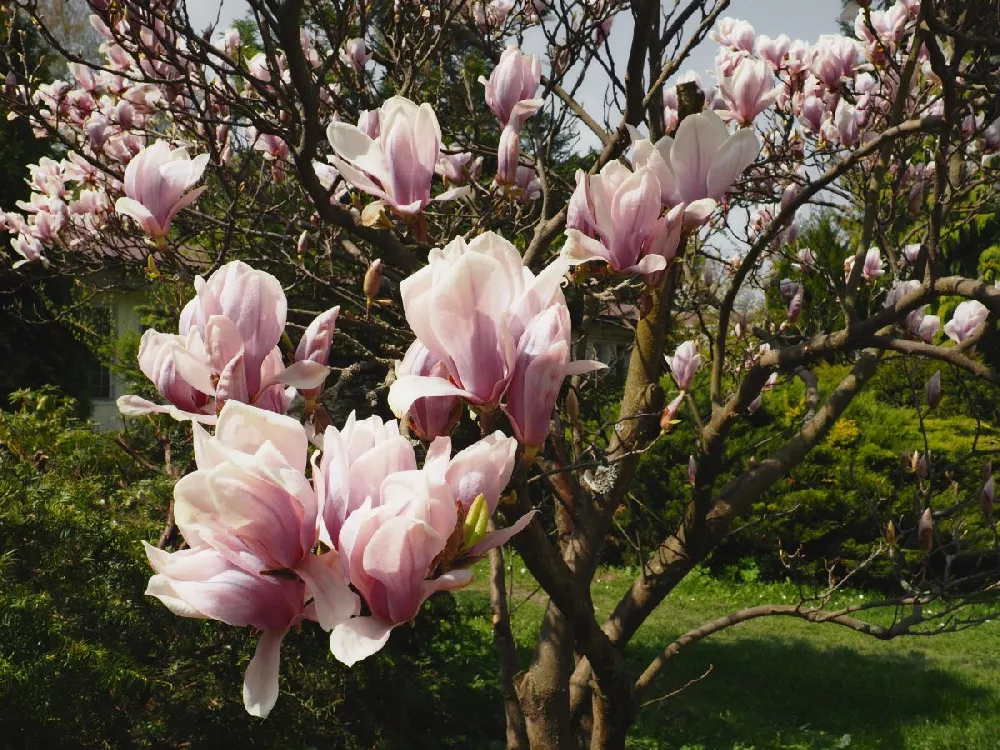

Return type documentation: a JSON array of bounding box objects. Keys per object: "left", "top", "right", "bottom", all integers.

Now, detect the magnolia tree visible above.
[{"left": 3, "top": 0, "right": 1000, "bottom": 746}]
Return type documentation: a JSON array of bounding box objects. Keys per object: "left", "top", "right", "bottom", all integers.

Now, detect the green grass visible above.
[{"left": 457, "top": 562, "right": 1000, "bottom": 750}]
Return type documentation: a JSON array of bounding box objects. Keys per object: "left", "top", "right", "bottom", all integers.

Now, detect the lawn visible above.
[{"left": 456, "top": 560, "right": 1000, "bottom": 750}]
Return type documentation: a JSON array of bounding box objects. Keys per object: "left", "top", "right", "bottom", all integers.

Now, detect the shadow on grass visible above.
[{"left": 627, "top": 635, "right": 995, "bottom": 749}]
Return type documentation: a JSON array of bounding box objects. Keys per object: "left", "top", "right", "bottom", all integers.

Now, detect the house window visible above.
[{"left": 88, "top": 305, "right": 114, "bottom": 400}]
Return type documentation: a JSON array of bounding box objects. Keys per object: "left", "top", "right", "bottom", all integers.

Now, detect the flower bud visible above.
[
  {"left": 363, "top": 258, "right": 383, "bottom": 301},
  {"left": 296, "top": 230, "right": 309, "bottom": 256},
  {"left": 917, "top": 451, "right": 929, "bottom": 479},
  {"left": 918, "top": 507, "right": 933, "bottom": 552},
  {"left": 925, "top": 370, "right": 941, "bottom": 409},
  {"left": 565, "top": 387, "right": 580, "bottom": 425},
  {"left": 981, "top": 476, "right": 995, "bottom": 521},
  {"left": 885, "top": 519, "right": 896, "bottom": 547},
  {"left": 688, "top": 455, "right": 697, "bottom": 486},
  {"left": 660, "top": 393, "right": 684, "bottom": 433},
  {"left": 667, "top": 341, "right": 701, "bottom": 392}
]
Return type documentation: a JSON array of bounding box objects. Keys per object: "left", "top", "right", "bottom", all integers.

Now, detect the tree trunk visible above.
[{"left": 517, "top": 601, "right": 575, "bottom": 748}]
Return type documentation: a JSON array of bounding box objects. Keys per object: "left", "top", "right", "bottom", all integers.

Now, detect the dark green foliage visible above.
[
  {"left": 621, "top": 360, "right": 999, "bottom": 586},
  {"left": 0, "top": 389, "right": 508, "bottom": 749},
  {"left": 0, "top": 12, "right": 107, "bottom": 416}
]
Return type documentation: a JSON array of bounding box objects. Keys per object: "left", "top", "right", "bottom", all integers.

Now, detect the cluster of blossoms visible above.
[
  {"left": 112, "top": 152, "right": 604, "bottom": 719},
  {"left": 118, "top": 260, "right": 335, "bottom": 423},
  {"left": 146, "top": 399, "right": 529, "bottom": 717},
  {"left": 482, "top": 46, "right": 543, "bottom": 191},
  {"left": 563, "top": 110, "right": 759, "bottom": 276},
  {"left": 0, "top": 8, "right": 219, "bottom": 265},
  {"left": 0, "top": 3, "right": 356, "bottom": 266},
  {"left": 327, "top": 45, "right": 546, "bottom": 214},
  {"left": 120, "top": 237, "right": 570, "bottom": 719},
  {"left": 389, "top": 232, "right": 604, "bottom": 451}
]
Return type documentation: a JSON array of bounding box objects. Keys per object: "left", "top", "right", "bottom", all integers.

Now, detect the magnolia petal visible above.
[
  {"left": 243, "top": 628, "right": 287, "bottom": 718},
  {"left": 116, "top": 394, "right": 218, "bottom": 424},
  {"left": 706, "top": 127, "right": 759, "bottom": 202},
  {"left": 163, "top": 185, "right": 207, "bottom": 229},
  {"left": 217, "top": 352, "right": 249, "bottom": 404},
  {"left": 213, "top": 400, "right": 308, "bottom": 473},
  {"left": 170, "top": 344, "right": 217, "bottom": 397},
  {"left": 671, "top": 111, "right": 729, "bottom": 202},
  {"left": 466, "top": 510, "right": 538, "bottom": 560},
  {"left": 272, "top": 360, "right": 331, "bottom": 390},
  {"left": 329, "top": 616, "right": 395, "bottom": 666},
  {"left": 295, "top": 551, "right": 360, "bottom": 631},
  {"left": 564, "top": 359, "right": 607, "bottom": 376},
  {"left": 682, "top": 199, "right": 718, "bottom": 230},
  {"left": 326, "top": 121, "right": 377, "bottom": 163},
  {"left": 387, "top": 374, "right": 477, "bottom": 418},
  {"left": 327, "top": 154, "right": 392, "bottom": 204},
  {"left": 203, "top": 315, "right": 244, "bottom": 376},
  {"left": 623, "top": 253, "right": 668, "bottom": 276},
  {"left": 434, "top": 185, "right": 473, "bottom": 201},
  {"left": 114, "top": 196, "right": 163, "bottom": 237},
  {"left": 420, "top": 569, "right": 475, "bottom": 599},
  {"left": 562, "top": 229, "right": 614, "bottom": 266}
]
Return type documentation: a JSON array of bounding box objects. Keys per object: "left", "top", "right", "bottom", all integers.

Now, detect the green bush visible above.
[{"left": 622, "top": 361, "right": 999, "bottom": 587}]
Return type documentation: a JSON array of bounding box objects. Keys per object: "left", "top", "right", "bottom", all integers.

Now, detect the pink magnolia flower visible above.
[
  {"left": 634, "top": 110, "right": 759, "bottom": 211},
  {"left": 810, "top": 35, "right": 860, "bottom": 89},
  {"left": 388, "top": 232, "right": 601, "bottom": 426},
  {"left": 222, "top": 27, "right": 240, "bottom": 57},
  {"left": 119, "top": 261, "right": 327, "bottom": 422},
  {"left": 329, "top": 432, "right": 528, "bottom": 666},
  {"left": 327, "top": 96, "right": 464, "bottom": 215},
  {"left": 503, "top": 303, "right": 596, "bottom": 449},
  {"left": 313, "top": 412, "right": 418, "bottom": 547},
  {"left": 252, "top": 131, "right": 290, "bottom": 183},
  {"left": 855, "top": 4, "right": 908, "bottom": 57},
  {"left": 901, "top": 244, "right": 921, "bottom": 265},
  {"left": 513, "top": 166, "right": 542, "bottom": 202},
  {"left": 787, "top": 284, "right": 805, "bottom": 322},
  {"left": 907, "top": 308, "right": 940, "bottom": 342},
  {"left": 925, "top": 370, "right": 942, "bottom": 408},
  {"left": 10, "top": 232, "right": 47, "bottom": 268},
  {"left": 712, "top": 17, "right": 756, "bottom": 52},
  {"left": 114, "top": 140, "right": 208, "bottom": 239},
  {"left": 944, "top": 300, "right": 989, "bottom": 344},
  {"left": 144, "top": 401, "right": 359, "bottom": 718},
  {"left": 395, "top": 340, "right": 461, "bottom": 442},
  {"left": 562, "top": 162, "right": 684, "bottom": 275},
  {"left": 481, "top": 46, "right": 543, "bottom": 128},
  {"left": 341, "top": 38, "right": 368, "bottom": 72},
  {"left": 717, "top": 56, "right": 781, "bottom": 126},
  {"left": 862, "top": 247, "right": 884, "bottom": 282},
  {"left": 660, "top": 392, "right": 685, "bottom": 432},
  {"left": 667, "top": 340, "right": 701, "bottom": 391},
  {"left": 496, "top": 122, "right": 521, "bottom": 186},
  {"left": 495, "top": 99, "right": 544, "bottom": 186},
  {"left": 436, "top": 152, "right": 482, "bottom": 186},
  {"left": 295, "top": 307, "right": 340, "bottom": 401},
  {"left": 757, "top": 34, "right": 791, "bottom": 68},
  {"left": 793, "top": 247, "right": 816, "bottom": 273},
  {"left": 835, "top": 99, "right": 860, "bottom": 147}
]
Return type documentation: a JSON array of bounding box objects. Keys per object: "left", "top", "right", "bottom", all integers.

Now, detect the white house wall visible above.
[{"left": 90, "top": 290, "right": 145, "bottom": 430}]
